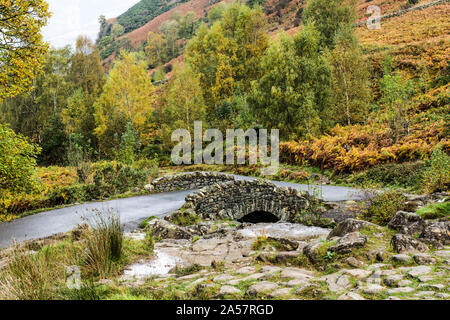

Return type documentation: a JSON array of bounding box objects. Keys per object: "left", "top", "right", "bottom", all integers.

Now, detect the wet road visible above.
[{"left": 0, "top": 175, "right": 363, "bottom": 248}]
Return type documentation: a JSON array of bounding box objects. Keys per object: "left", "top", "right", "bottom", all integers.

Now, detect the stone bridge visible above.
[{"left": 181, "top": 180, "right": 313, "bottom": 223}]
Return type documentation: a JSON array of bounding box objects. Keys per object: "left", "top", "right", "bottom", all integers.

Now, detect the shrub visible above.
[
  {"left": 280, "top": 121, "right": 447, "bottom": 173},
  {"left": 422, "top": 145, "right": 450, "bottom": 193},
  {"left": 0, "top": 124, "right": 41, "bottom": 195},
  {"left": 84, "top": 210, "right": 123, "bottom": 278},
  {"left": 361, "top": 190, "right": 407, "bottom": 226},
  {"left": 92, "top": 161, "right": 148, "bottom": 196},
  {"left": 349, "top": 161, "right": 426, "bottom": 190}
]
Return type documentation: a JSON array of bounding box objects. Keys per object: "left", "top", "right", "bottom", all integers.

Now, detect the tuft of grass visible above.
[
  {"left": 0, "top": 247, "right": 56, "bottom": 300},
  {"left": 139, "top": 215, "right": 158, "bottom": 229},
  {"left": 415, "top": 200, "right": 450, "bottom": 220},
  {"left": 174, "top": 264, "right": 202, "bottom": 277},
  {"left": 84, "top": 210, "right": 124, "bottom": 278}
]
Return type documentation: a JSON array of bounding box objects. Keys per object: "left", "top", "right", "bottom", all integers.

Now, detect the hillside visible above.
[{"left": 100, "top": 0, "right": 447, "bottom": 61}]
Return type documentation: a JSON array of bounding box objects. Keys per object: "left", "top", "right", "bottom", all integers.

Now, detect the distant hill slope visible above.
[
  {"left": 117, "top": 0, "right": 190, "bottom": 33},
  {"left": 100, "top": 0, "right": 448, "bottom": 71},
  {"left": 121, "top": 0, "right": 221, "bottom": 47}
]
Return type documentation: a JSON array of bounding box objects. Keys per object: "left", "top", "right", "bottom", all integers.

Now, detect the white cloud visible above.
[{"left": 42, "top": 0, "right": 141, "bottom": 48}]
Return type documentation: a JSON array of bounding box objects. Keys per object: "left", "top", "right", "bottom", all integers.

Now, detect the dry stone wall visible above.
[{"left": 145, "top": 172, "right": 236, "bottom": 193}]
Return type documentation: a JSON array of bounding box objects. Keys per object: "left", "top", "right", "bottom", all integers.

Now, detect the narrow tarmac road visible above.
[{"left": 0, "top": 175, "right": 364, "bottom": 248}]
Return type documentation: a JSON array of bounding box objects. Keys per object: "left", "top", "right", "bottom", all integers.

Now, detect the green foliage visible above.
[
  {"left": 1, "top": 47, "right": 73, "bottom": 161},
  {"left": 415, "top": 200, "right": 450, "bottom": 220},
  {"left": 0, "top": 124, "right": 41, "bottom": 196},
  {"left": 118, "top": 122, "right": 141, "bottom": 165},
  {"left": 327, "top": 25, "right": 371, "bottom": 126},
  {"left": 362, "top": 190, "right": 407, "bottom": 226},
  {"left": 249, "top": 26, "right": 332, "bottom": 139},
  {"left": 422, "top": 145, "right": 450, "bottom": 193},
  {"left": 169, "top": 210, "right": 201, "bottom": 227},
  {"left": 110, "top": 24, "right": 125, "bottom": 39},
  {"left": 186, "top": 3, "right": 269, "bottom": 110},
  {"left": 40, "top": 114, "right": 69, "bottom": 166},
  {"left": 208, "top": 3, "right": 226, "bottom": 25},
  {"left": 350, "top": 161, "right": 426, "bottom": 190},
  {"left": 91, "top": 161, "right": 148, "bottom": 195},
  {"left": 178, "top": 11, "right": 198, "bottom": 39},
  {"left": 303, "top": 0, "right": 356, "bottom": 49}
]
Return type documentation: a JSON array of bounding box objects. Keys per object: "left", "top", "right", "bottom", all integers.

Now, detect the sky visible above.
[{"left": 42, "top": 0, "right": 141, "bottom": 48}]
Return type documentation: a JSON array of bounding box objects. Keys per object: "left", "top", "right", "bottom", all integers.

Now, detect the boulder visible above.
[
  {"left": 148, "top": 219, "right": 193, "bottom": 240},
  {"left": 388, "top": 211, "right": 426, "bottom": 236},
  {"left": 257, "top": 251, "right": 299, "bottom": 264},
  {"left": 391, "top": 233, "right": 428, "bottom": 254},
  {"left": 362, "top": 284, "right": 385, "bottom": 295},
  {"left": 344, "top": 257, "right": 366, "bottom": 268},
  {"left": 144, "top": 184, "right": 155, "bottom": 192},
  {"left": 246, "top": 282, "right": 279, "bottom": 296},
  {"left": 413, "top": 253, "right": 437, "bottom": 265},
  {"left": 269, "top": 288, "right": 292, "bottom": 298},
  {"left": 366, "top": 249, "right": 387, "bottom": 262},
  {"left": 302, "top": 241, "right": 323, "bottom": 263},
  {"left": 391, "top": 254, "right": 413, "bottom": 264},
  {"left": 217, "top": 285, "right": 241, "bottom": 297},
  {"left": 320, "top": 273, "right": 352, "bottom": 292},
  {"left": 329, "top": 232, "right": 367, "bottom": 254},
  {"left": 280, "top": 267, "right": 315, "bottom": 280},
  {"left": 419, "top": 221, "right": 450, "bottom": 248},
  {"left": 338, "top": 292, "right": 366, "bottom": 300},
  {"left": 407, "top": 266, "right": 433, "bottom": 278},
  {"left": 328, "top": 219, "right": 379, "bottom": 239},
  {"left": 268, "top": 237, "right": 299, "bottom": 251},
  {"left": 383, "top": 275, "right": 404, "bottom": 287}
]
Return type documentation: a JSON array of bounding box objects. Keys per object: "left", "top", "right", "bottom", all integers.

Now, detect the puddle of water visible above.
[
  {"left": 123, "top": 250, "right": 182, "bottom": 278},
  {"left": 238, "top": 222, "right": 329, "bottom": 241}
]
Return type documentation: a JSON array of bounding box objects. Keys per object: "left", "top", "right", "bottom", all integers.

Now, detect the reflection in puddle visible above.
[{"left": 123, "top": 250, "right": 181, "bottom": 278}]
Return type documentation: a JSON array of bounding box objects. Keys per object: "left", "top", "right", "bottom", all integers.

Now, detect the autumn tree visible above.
[
  {"left": 162, "top": 64, "right": 207, "bottom": 131},
  {"left": 0, "top": 0, "right": 51, "bottom": 100},
  {"left": 63, "top": 36, "right": 105, "bottom": 157},
  {"left": 303, "top": 0, "right": 356, "bottom": 49},
  {"left": 327, "top": 26, "right": 371, "bottom": 126},
  {"left": 146, "top": 31, "right": 167, "bottom": 67},
  {"left": 1, "top": 47, "right": 72, "bottom": 164},
  {"left": 110, "top": 23, "right": 125, "bottom": 39},
  {"left": 94, "top": 51, "right": 155, "bottom": 158},
  {"left": 159, "top": 20, "right": 179, "bottom": 59},
  {"left": 249, "top": 26, "right": 332, "bottom": 140},
  {"left": 186, "top": 3, "right": 269, "bottom": 110},
  {"left": 178, "top": 11, "right": 197, "bottom": 39}
]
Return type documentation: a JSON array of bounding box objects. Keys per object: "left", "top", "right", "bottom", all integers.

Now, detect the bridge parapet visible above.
[{"left": 145, "top": 172, "right": 235, "bottom": 193}]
